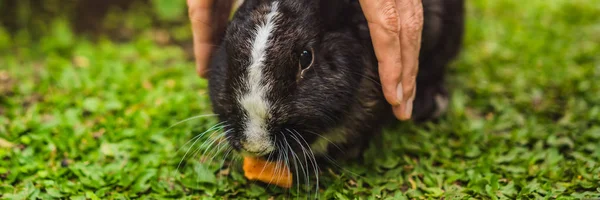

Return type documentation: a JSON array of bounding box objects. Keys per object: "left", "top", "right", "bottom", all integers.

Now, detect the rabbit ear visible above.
[
  {"left": 212, "top": 0, "right": 236, "bottom": 44},
  {"left": 317, "top": 0, "right": 347, "bottom": 29}
]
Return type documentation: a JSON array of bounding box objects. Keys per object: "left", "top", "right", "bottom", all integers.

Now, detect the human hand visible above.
[
  {"left": 358, "top": 0, "right": 424, "bottom": 120},
  {"left": 187, "top": 0, "right": 233, "bottom": 78}
]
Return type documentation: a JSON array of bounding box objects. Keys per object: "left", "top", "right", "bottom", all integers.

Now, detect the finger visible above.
[
  {"left": 359, "top": 0, "right": 404, "bottom": 107},
  {"left": 188, "top": 0, "right": 233, "bottom": 78},
  {"left": 393, "top": 84, "right": 416, "bottom": 120},
  {"left": 397, "top": 0, "right": 424, "bottom": 119},
  {"left": 188, "top": 0, "right": 216, "bottom": 78}
]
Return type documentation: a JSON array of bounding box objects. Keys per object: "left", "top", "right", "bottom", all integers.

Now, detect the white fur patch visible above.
[{"left": 239, "top": 1, "right": 280, "bottom": 155}]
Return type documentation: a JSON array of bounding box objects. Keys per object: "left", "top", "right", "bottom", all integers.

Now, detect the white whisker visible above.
[
  {"left": 268, "top": 142, "right": 284, "bottom": 189},
  {"left": 196, "top": 131, "right": 229, "bottom": 161},
  {"left": 290, "top": 129, "right": 320, "bottom": 199},
  {"left": 163, "top": 114, "right": 219, "bottom": 136},
  {"left": 208, "top": 135, "right": 231, "bottom": 162},
  {"left": 281, "top": 132, "right": 302, "bottom": 196},
  {"left": 256, "top": 135, "right": 277, "bottom": 182},
  {"left": 175, "top": 121, "right": 225, "bottom": 157},
  {"left": 285, "top": 129, "right": 311, "bottom": 196},
  {"left": 220, "top": 147, "right": 234, "bottom": 169},
  {"left": 177, "top": 128, "right": 222, "bottom": 171}
]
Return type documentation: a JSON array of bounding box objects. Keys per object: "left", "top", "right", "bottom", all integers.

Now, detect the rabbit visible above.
[{"left": 207, "top": 0, "right": 464, "bottom": 183}]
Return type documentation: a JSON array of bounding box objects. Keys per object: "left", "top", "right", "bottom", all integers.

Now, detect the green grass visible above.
[{"left": 1, "top": 0, "right": 600, "bottom": 199}]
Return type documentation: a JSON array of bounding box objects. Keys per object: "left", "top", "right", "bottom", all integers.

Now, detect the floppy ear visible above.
[
  {"left": 318, "top": 0, "right": 347, "bottom": 30},
  {"left": 212, "top": 0, "right": 235, "bottom": 44}
]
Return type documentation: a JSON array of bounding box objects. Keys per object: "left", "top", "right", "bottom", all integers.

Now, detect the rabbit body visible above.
[{"left": 208, "top": 0, "right": 464, "bottom": 164}]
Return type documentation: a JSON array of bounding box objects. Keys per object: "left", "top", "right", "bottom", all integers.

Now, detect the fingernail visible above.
[
  {"left": 404, "top": 99, "right": 413, "bottom": 117},
  {"left": 396, "top": 82, "right": 403, "bottom": 105}
]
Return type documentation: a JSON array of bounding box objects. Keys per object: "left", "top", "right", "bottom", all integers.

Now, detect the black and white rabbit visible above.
[{"left": 207, "top": 0, "right": 464, "bottom": 179}]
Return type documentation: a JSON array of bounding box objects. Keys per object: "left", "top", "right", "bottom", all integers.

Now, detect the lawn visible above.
[{"left": 1, "top": 0, "right": 600, "bottom": 199}]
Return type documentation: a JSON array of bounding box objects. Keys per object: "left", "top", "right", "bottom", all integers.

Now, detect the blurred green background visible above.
[
  {"left": 1, "top": 0, "right": 600, "bottom": 199},
  {"left": 0, "top": 0, "right": 194, "bottom": 58}
]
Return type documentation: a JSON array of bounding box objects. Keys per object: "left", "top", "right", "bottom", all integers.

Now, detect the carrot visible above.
[{"left": 243, "top": 156, "right": 292, "bottom": 188}]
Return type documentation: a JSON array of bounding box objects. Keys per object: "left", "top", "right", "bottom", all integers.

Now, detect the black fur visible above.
[{"left": 208, "top": 0, "right": 464, "bottom": 179}]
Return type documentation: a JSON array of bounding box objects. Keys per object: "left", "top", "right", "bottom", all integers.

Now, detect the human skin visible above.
[{"left": 187, "top": 0, "right": 423, "bottom": 120}]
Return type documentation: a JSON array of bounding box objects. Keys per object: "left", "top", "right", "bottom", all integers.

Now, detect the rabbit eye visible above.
[
  {"left": 297, "top": 48, "right": 314, "bottom": 80},
  {"left": 299, "top": 50, "right": 314, "bottom": 70}
]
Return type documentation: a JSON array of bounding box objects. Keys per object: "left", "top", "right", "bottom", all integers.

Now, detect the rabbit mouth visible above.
[{"left": 238, "top": 146, "right": 272, "bottom": 157}]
